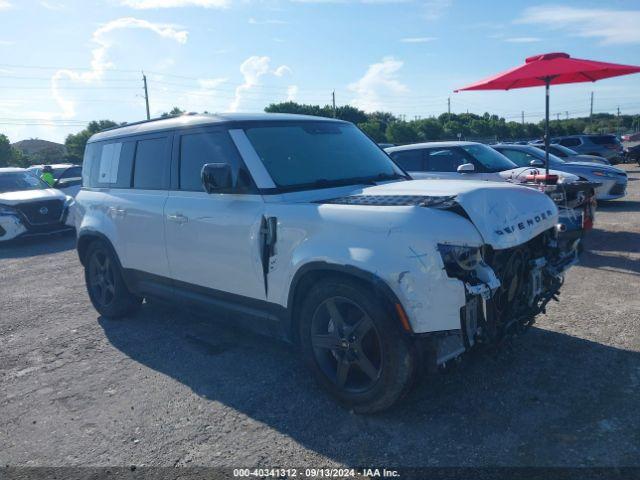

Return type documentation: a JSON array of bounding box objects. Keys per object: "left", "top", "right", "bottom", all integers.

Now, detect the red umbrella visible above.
[{"left": 455, "top": 52, "right": 640, "bottom": 175}]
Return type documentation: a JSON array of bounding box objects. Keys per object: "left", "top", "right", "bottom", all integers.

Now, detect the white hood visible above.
[
  {"left": 0, "top": 188, "right": 67, "bottom": 206},
  {"left": 498, "top": 167, "right": 579, "bottom": 184},
  {"left": 357, "top": 179, "right": 558, "bottom": 249}
]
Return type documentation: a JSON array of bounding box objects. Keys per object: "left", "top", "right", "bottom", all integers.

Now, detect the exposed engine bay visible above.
[{"left": 432, "top": 227, "right": 577, "bottom": 365}]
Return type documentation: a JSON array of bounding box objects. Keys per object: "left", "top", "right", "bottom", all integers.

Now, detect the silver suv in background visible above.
[
  {"left": 551, "top": 135, "right": 623, "bottom": 164},
  {"left": 529, "top": 142, "right": 610, "bottom": 165}
]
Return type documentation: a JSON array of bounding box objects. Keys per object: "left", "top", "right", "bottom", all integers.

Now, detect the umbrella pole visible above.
[{"left": 544, "top": 77, "right": 550, "bottom": 178}]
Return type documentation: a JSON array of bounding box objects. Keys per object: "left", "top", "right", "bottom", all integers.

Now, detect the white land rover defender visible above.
[{"left": 75, "top": 113, "right": 577, "bottom": 412}]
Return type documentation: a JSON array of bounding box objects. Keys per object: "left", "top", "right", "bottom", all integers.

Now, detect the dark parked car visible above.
[
  {"left": 551, "top": 135, "right": 623, "bottom": 164},
  {"left": 624, "top": 143, "right": 640, "bottom": 165},
  {"left": 529, "top": 142, "right": 610, "bottom": 165}
]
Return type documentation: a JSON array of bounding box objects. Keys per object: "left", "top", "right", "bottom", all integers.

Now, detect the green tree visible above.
[
  {"left": 358, "top": 120, "right": 387, "bottom": 143},
  {"left": 161, "top": 107, "right": 186, "bottom": 118},
  {"left": 65, "top": 120, "right": 120, "bottom": 163},
  {"left": 412, "top": 118, "right": 443, "bottom": 141},
  {"left": 0, "top": 134, "right": 12, "bottom": 167},
  {"left": 0, "top": 134, "right": 28, "bottom": 167},
  {"left": 386, "top": 122, "right": 419, "bottom": 144}
]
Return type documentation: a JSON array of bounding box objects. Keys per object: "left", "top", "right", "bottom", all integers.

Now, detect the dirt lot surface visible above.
[{"left": 1, "top": 165, "right": 639, "bottom": 468}]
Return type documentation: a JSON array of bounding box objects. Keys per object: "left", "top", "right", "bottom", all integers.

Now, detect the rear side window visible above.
[
  {"left": 179, "top": 131, "right": 247, "bottom": 192},
  {"left": 390, "top": 150, "right": 423, "bottom": 171},
  {"left": 590, "top": 135, "right": 620, "bottom": 145},
  {"left": 133, "top": 137, "right": 169, "bottom": 190},
  {"left": 424, "top": 148, "right": 467, "bottom": 172},
  {"left": 82, "top": 143, "right": 99, "bottom": 187},
  {"left": 560, "top": 138, "right": 581, "bottom": 147}
]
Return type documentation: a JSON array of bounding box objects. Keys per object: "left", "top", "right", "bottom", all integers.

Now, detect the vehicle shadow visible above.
[
  {"left": 583, "top": 229, "right": 640, "bottom": 254},
  {"left": 0, "top": 231, "right": 75, "bottom": 259},
  {"left": 597, "top": 200, "right": 640, "bottom": 213},
  {"left": 99, "top": 304, "right": 640, "bottom": 466}
]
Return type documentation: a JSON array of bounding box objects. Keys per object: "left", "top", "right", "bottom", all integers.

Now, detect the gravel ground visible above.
[{"left": 1, "top": 164, "right": 639, "bottom": 468}]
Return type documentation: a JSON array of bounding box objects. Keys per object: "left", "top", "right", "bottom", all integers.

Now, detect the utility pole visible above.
[
  {"left": 589, "top": 91, "right": 594, "bottom": 121},
  {"left": 447, "top": 97, "right": 451, "bottom": 116},
  {"left": 331, "top": 90, "right": 336, "bottom": 118},
  {"left": 142, "top": 72, "right": 150, "bottom": 120},
  {"left": 565, "top": 111, "right": 569, "bottom": 120},
  {"left": 556, "top": 112, "right": 560, "bottom": 121},
  {"left": 521, "top": 111, "right": 524, "bottom": 126}
]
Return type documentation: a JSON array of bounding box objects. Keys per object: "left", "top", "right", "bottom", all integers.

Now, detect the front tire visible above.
[
  {"left": 299, "top": 277, "right": 417, "bottom": 413},
  {"left": 84, "top": 241, "right": 142, "bottom": 318}
]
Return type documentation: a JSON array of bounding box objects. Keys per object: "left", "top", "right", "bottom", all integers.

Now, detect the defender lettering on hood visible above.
[
  {"left": 494, "top": 209, "right": 555, "bottom": 236},
  {"left": 321, "top": 179, "right": 559, "bottom": 250}
]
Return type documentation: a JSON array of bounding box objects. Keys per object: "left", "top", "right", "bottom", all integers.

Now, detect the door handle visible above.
[{"left": 167, "top": 213, "right": 189, "bottom": 224}]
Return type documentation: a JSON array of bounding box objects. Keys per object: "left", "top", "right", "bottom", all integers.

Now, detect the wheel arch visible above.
[
  {"left": 286, "top": 262, "right": 412, "bottom": 344},
  {"left": 77, "top": 230, "right": 121, "bottom": 269}
]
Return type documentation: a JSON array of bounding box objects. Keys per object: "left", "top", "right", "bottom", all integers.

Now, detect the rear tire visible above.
[
  {"left": 299, "top": 276, "right": 417, "bottom": 413},
  {"left": 84, "top": 241, "right": 142, "bottom": 318}
]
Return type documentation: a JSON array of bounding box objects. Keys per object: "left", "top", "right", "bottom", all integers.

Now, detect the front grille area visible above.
[
  {"left": 609, "top": 183, "right": 627, "bottom": 196},
  {"left": 15, "top": 199, "right": 64, "bottom": 226}
]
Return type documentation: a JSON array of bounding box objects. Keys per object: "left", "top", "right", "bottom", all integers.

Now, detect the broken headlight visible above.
[
  {"left": 0, "top": 204, "right": 18, "bottom": 217},
  {"left": 438, "top": 244, "right": 482, "bottom": 278}
]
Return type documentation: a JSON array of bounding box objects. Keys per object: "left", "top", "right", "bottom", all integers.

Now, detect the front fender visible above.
[{"left": 267, "top": 203, "right": 483, "bottom": 333}]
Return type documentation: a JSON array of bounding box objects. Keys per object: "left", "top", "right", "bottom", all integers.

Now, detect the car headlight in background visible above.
[
  {"left": 0, "top": 204, "right": 18, "bottom": 216},
  {"left": 438, "top": 244, "right": 483, "bottom": 278},
  {"left": 591, "top": 170, "right": 615, "bottom": 178}
]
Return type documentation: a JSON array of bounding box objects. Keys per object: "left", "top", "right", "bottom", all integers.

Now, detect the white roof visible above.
[
  {"left": 385, "top": 141, "right": 482, "bottom": 153},
  {"left": 90, "top": 113, "right": 345, "bottom": 142},
  {"left": 0, "top": 167, "right": 26, "bottom": 173},
  {"left": 27, "top": 163, "right": 78, "bottom": 169}
]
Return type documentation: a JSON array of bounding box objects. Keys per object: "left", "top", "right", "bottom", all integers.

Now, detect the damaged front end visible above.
[{"left": 429, "top": 227, "right": 576, "bottom": 366}]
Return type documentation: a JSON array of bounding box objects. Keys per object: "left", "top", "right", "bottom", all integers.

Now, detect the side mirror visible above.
[
  {"left": 530, "top": 159, "right": 544, "bottom": 167},
  {"left": 457, "top": 163, "right": 475, "bottom": 173},
  {"left": 201, "top": 163, "right": 233, "bottom": 193}
]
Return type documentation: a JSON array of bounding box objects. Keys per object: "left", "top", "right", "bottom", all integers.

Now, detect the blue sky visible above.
[{"left": 1, "top": 0, "right": 640, "bottom": 142}]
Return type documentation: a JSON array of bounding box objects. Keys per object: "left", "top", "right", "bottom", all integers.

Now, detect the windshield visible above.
[
  {"left": 244, "top": 122, "right": 406, "bottom": 190},
  {"left": 459, "top": 144, "right": 517, "bottom": 172},
  {"left": 0, "top": 172, "right": 50, "bottom": 193},
  {"left": 523, "top": 146, "right": 565, "bottom": 164}
]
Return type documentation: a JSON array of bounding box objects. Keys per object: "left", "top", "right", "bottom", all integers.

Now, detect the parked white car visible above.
[
  {"left": 385, "top": 141, "right": 579, "bottom": 184},
  {"left": 27, "top": 164, "right": 83, "bottom": 197},
  {"left": 0, "top": 168, "right": 75, "bottom": 241},
  {"left": 75, "top": 114, "right": 577, "bottom": 412}
]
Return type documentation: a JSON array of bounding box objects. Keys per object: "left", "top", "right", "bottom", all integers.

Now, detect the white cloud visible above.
[
  {"left": 228, "top": 56, "right": 292, "bottom": 112},
  {"left": 423, "top": 0, "right": 451, "bottom": 20},
  {"left": 400, "top": 36, "right": 436, "bottom": 43},
  {"left": 198, "top": 78, "right": 228, "bottom": 89},
  {"left": 0, "top": 40, "right": 14, "bottom": 45},
  {"left": 348, "top": 56, "right": 409, "bottom": 111},
  {"left": 517, "top": 5, "right": 640, "bottom": 45},
  {"left": 286, "top": 85, "right": 298, "bottom": 101},
  {"left": 248, "top": 17, "right": 288, "bottom": 24},
  {"left": 504, "top": 36, "right": 540, "bottom": 43},
  {"left": 40, "top": 1, "right": 66, "bottom": 9},
  {"left": 273, "top": 65, "right": 292, "bottom": 77},
  {"left": 121, "top": 0, "right": 229, "bottom": 8},
  {"left": 0, "top": 0, "right": 11, "bottom": 9},
  {"left": 51, "top": 17, "right": 188, "bottom": 118}
]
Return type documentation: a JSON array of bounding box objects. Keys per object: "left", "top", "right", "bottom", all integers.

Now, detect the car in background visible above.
[
  {"left": 623, "top": 143, "right": 640, "bottom": 166},
  {"left": 385, "top": 142, "right": 578, "bottom": 184},
  {"left": 492, "top": 144, "right": 627, "bottom": 201},
  {"left": 0, "top": 167, "right": 75, "bottom": 241},
  {"left": 621, "top": 132, "right": 640, "bottom": 142},
  {"left": 529, "top": 142, "right": 610, "bottom": 165},
  {"left": 27, "top": 163, "right": 83, "bottom": 197},
  {"left": 551, "top": 134, "right": 623, "bottom": 164}
]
